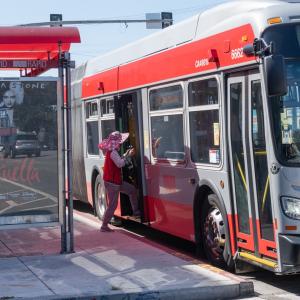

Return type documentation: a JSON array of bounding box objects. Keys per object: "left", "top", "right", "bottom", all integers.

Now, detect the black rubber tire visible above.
[
  {"left": 94, "top": 174, "right": 107, "bottom": 221},
  {"left": 201, "top": 193, "right": 234, "bottom": 270}
]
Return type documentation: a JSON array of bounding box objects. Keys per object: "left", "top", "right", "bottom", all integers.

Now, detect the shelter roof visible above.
[{"left": 0, "top": 26, "right": 80, "bottom": 76}]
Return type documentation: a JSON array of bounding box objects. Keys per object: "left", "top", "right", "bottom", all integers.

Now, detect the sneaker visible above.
[{"left": 100, "top": 226, "right": 114, "bottom": 232}]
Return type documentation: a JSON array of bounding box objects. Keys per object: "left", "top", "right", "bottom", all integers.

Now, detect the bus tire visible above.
[
  {"left": 201, "top": 193, "right": 233, "bottom": 270},
  {"left": 94, "top": 174, "right": 107, "bottom": 221}
]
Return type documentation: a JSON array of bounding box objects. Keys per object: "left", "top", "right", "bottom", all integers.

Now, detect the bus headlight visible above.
[{"left": 281, "top": 197, "right": 300, "bottom": 220}]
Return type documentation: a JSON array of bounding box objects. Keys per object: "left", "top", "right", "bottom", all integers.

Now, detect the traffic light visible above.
[
  {"left": 161, "top": 12, "right": 173, "bottom": 29},
  {"left": 50, "top": 14, "right": 63, "bottom": 27}
]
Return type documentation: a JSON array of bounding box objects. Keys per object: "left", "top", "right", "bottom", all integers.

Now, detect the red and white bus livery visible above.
[{"left": 72, "top": 0, "right": 300, "bottom": 274}]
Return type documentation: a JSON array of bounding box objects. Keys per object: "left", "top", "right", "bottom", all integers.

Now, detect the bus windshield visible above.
[
  {"left": 263, "top": 24, "right": 300, "bottom": 165},
  {"left": 269, "top": 60, "right": 300, "bottom": 165}
]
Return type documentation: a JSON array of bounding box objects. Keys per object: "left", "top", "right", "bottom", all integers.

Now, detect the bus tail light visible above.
[{"left": 281, "top": 196, "right": 300, "bottom": 220}]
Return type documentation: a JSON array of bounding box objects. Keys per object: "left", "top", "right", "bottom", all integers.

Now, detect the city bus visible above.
[{"left": 71, "top": 0, "right": 300, "bottom": 274}]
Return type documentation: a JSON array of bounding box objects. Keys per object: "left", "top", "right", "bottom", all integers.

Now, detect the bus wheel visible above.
[
  {"left": 202, "top": 194, "right": 232, "bottom": 270},
  {"left": 94, "top": 175, "right": 107, "bottom": 221}
]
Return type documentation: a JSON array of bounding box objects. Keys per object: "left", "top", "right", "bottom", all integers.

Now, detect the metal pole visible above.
[
  {"left": 18, "top": 18, "right": 172, "bottom": 27},
  {"left": 58, "top": 43, "right": 67, "bottom": 254},
  {"left": 65, "top": 52, "right": 74, "bottom": 253}
]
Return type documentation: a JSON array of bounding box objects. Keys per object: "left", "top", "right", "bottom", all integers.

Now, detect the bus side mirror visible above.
[{"left": 264, "top": 55, "right": 287, "bottom": 97}]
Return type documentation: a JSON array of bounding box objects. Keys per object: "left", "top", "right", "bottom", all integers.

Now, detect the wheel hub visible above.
[
  {"left": 204, "top": 207, "right": 226, "bottom": 261},
  {"left": 97, "top": 183, "right": 106, "bottom": 217}
]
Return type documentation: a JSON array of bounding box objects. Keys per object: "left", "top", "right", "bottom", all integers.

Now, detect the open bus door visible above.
[
  {"left": 113, "top": 93, "right": 145, "bottom": 220},
  {"left": 227, "top": 71, "right": 278, "bottom": 270}
]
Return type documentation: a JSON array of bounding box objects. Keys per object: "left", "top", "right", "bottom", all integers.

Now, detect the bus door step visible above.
[{"left": 124, "top": 215, "right": 141, "bottom": 222}]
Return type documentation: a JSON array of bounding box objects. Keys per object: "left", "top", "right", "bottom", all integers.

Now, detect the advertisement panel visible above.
[{"left": 0, "top": 78, "right": 60, "bottom": 227}]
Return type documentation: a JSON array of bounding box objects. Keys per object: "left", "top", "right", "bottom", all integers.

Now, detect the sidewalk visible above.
[{"left": 0, "top": 214, "right": 254, "bottom": 300}]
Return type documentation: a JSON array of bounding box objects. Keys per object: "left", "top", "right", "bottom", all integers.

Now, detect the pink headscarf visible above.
[{"left": 98, "top": 131, "right": 129, "bottom": 151}]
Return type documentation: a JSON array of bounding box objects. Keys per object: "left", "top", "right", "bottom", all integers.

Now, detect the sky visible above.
[{"left": 0, "top": 0, "right": 229, "bottom": 76}]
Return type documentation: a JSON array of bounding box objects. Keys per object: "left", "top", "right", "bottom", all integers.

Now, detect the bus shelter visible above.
[{"left": 0, "top": 26, "right": 80, "bottom": 253}]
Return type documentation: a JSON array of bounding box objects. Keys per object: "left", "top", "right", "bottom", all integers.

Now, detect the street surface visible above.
[
  {"left": 74, "top": 201, "right": 300, "bottom": 300},
  {"left": 0, "top": 150, "right": 58, "bottom": 224},
  {"left": 0, "top": 150, "right": 58, "bottom": 196}
]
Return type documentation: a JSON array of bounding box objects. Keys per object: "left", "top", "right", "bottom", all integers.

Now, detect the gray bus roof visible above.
[{"left": 80, "top": 0, "right": 300, "bottom": 78}]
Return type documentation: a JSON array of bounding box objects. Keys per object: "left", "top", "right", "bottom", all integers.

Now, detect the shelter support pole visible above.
[
  {"left": 59, "top": 45, "right": 67, "bottom": 253},
  {"left": 59, "top": 47, "right": 75, "bottom": 254},
  {"left": 65, "top": 52, "right": 74, "bottom": 253}
]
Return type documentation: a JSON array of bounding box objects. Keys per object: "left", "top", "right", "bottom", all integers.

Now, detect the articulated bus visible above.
[{"left": 71, "top": 0, "right": 300, "bottom": 274}]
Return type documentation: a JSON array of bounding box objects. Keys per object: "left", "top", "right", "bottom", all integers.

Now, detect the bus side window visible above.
[
  {"left": 188, "top": 78, "right": 220, "bottom": 165},
  {"left": 85, "top": 99, "right": 99, "bottom": 156},
  {"left": 149, "top": 84, "right": 185, "bottom": 161},
  {"left": 151, "top": 114, "right": 184, "bottom": 160},
  {"left": 99, "top": 98, "right": 115, "bottom": 152}
]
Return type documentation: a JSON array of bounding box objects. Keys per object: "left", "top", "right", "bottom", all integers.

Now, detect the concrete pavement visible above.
[{"left": 0, "top": 214, "right": 254, "bottom": 299}]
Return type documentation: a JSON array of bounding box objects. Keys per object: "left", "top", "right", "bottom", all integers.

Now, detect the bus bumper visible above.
[{"left": 279, "top": 234, "right": 300, "bottom": 274}]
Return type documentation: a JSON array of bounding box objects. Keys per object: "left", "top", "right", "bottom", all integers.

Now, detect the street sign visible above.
[
  {"left": 146, "top": 12, "right": 173, "bottom": 29},
  {"left": 0, "top": 60, "right": 59, "bottom": 69},
  {"left": 161, "top": 12, "right": 173, "bottom": 29},
  {"left": 50, "top": 14, "right": 63, "bottom": 27},
  {"left": 146, "top": 13, "right": 162, "bottom": 29}
]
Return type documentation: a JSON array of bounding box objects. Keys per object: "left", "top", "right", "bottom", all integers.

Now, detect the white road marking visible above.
[
  {"left": 8, "top": 196, "right": 56, "bottom": 207},
  {"left": 0, "top": 177, "right": 57, "bottom": 214},
  {"left": 0, "top": 196, "right": 56, "bottom": 214},
  {"left": 21, "top": 204, "right": 57, "bottom": 212},
  {"left": 6, "top": 200, "right": 17, "bottom": 206},
  {"left": 0, "top": 189, "right": 26, "bottom": 200},
  {"left": 0, "top": 177, "right": 56, "bottom": 201},
  {"left": 0, "top": 189, "right": 26, "bottom": 195},
  {"left": 0, "top": 200, "right": 18, "bottom": 214}
]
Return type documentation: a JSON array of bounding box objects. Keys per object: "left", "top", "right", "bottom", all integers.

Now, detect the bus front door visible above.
[
  {"left": 113, "top": 93, "right": 145, "bottom": 219},
  {"left": 227, "top": 73, "right": 277, "bottom": 267}
]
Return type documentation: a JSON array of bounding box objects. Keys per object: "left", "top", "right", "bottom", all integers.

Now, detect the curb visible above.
[{"left": 17, "top": 281, "right": 254, "bottom": 300}]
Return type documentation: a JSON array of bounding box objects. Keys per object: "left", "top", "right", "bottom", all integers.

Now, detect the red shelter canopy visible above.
[{"left": 0, "top": 26, "right": 81, "bottom": 75}]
